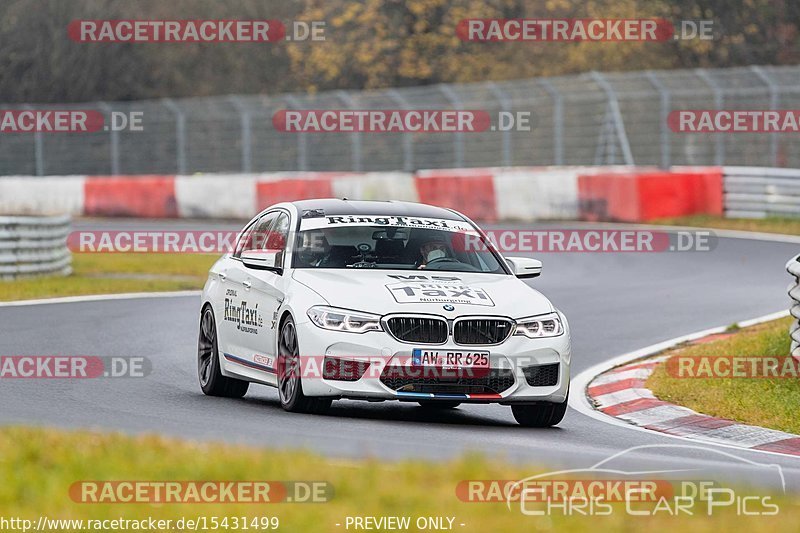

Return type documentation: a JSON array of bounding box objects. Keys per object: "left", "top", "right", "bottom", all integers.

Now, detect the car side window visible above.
[
  {"left": 264, "top": 213, "right": 290, "bottom": 267},
  {"left": 233, "top": 212, "right": 279, "bottom": 259}
]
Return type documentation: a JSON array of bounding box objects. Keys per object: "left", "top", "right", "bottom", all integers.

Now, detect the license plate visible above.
[{"left": 412, "top": 349, "right": 490, "bottom": 369}]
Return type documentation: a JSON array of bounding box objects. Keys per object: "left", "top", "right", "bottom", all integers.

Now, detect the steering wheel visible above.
[{"left": 425, "top": 257, "right": 459, "bottom": 265}]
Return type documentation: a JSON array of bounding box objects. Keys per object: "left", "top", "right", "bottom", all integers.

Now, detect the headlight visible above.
[
  {"left": 514, "top": 312, "right": 563, "bottom": 338},
  {"left": 307, "top": 306, "right": 383, "bottom": 333}
]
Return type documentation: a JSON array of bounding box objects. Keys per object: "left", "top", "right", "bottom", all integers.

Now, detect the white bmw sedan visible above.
[{"left": 198, "top": 199, "right": 571, "bottom": 426}]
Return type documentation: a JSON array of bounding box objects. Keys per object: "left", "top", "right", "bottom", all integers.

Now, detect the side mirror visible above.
[
  {"left": 506, "top": 257, "right": 542, "bottom": 279},
  {"left": 241, "top": 249, "right": 283, "bottom": 273}
]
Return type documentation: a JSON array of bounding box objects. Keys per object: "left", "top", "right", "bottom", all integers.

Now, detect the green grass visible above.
[
  {"left": 0, "top": 253, "right": 218, "bottom": 301},
  {"left": 653, "top": 215, "right": 800, "bottom": 236},
  {"left": 0, "top": 426, "right": 798, "bottom": 532},
  {"left": 648, "top": 317, "right": 800, "bottom": 434}
]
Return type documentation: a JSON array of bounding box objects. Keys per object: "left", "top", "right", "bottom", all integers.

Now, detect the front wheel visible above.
[
  {"left": 511, "top": 393, "right": 568, "bottom": 427},
  {"left": 277, "top": 317, "right": 331, "bottom": 414},
  {"left": 198, "top": 306, "right": 249, "bottom": 398}
]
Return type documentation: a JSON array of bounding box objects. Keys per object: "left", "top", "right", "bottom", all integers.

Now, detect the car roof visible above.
[{"left": 290, "top": 199, "right": 466, "bottom": 221}]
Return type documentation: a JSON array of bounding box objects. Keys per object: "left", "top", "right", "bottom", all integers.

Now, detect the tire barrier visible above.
[
  {"left": 0, "top": 215, "right": 71, "bottom": 279},
  {"left": 788, "top": 254, "right": 800, "bottom": 360},
  {"left": 723, "top": 167, "right": 800, "bottom": 219},
  {"left": 0, "top": 166, "right": 792, "bottom": 222}
]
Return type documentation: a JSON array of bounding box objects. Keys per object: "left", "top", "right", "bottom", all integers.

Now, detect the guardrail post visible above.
[
  {"left": 539, "top": 79, "right": 564, "bottom": 165},
  {"left": 645, "top": 71, "right": 671, "bottom": 170},
  {"left": 227, "top": 96, "right": 253, "bottom": 173},
  {"left": 24, "top": 105, "right": 45, "bottom": 176},
  {"left": 284, "top": 95, "right": 308, "bottom": 171},
  {"left": 751, "top": 66, "right": 781, "bottom": 168},
  {"left": 788, "top": 254, "right": 800, "bottom": 360},
  {"left": 162, "top": 99, "right": 187, "bottom": 174},
  {"left": 98, "top": 102, "right": 120, "bottom": 175},
  {"left": 695, "top": 68, "right": 725, "bottom": 166},
  {"left": 336, "top": 90, "right": 363, "bottom": 171},
  {"left": 387, "top": 89, "right": 414, "bottom": 171},
  {"left": 486, "top": 81, "right": 512, "bottom": 167},
  {"left": 438, "top": 84, "right": 465, "bottom": 168},
  {"left": 590, "top": 71, "right": 635, "bottom": 166}
]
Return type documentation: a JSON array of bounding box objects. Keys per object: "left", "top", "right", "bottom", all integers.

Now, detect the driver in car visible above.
[{"left": 418, "top": 237, "right": 453, "bottom": 269}]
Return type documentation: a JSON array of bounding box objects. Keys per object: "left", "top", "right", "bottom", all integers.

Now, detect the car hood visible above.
[{"left": 291, "top": 269, "right": 554, "bottom": 318}]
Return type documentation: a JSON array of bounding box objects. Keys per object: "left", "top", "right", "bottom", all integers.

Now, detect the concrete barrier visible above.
[
  {"left": 577, "top": 168, "right": 723, "bottom": 222},
  {"left": 0, "top": 165, "right": 747, "bottom": 223}
]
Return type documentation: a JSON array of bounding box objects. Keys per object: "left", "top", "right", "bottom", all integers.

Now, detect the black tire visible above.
[
  {"left": 277, "top": 316, "right": 332, "bottom": 414},
  {"left": 511, "top": 393, "right": 568, "bottom": 427},
  {"left": 417, "top": 401, "right": 461, "bottom": 409},
  {"left": 198, "top": 306, "right": 249, "bottom": 398}
]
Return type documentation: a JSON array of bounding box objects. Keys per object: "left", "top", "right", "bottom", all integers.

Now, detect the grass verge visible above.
[
  {"left": 648, "top": 317, "right": 800, "bottom": 435},
  {"left": 0, "top": 426, "right": 798, "bottom": 532},
  {"left": 0, "top": 253, "right": 217, "bottom": 301},
  {"left": 653, "top": 215, "right": 800, "bottom": 236}
]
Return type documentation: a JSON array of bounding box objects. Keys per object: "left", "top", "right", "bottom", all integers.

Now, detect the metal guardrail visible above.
[
  {"left": 3, "top": 64, "right": 800, "bottom": 175},
  {"left": 0, "top": 215, "right": 72, "bottom": 279},
  {"left": 724, "top": 167, "right": 800, "bottom": 219},
  {"left": 789, "top": 254, "right": 800, "bottom": 359}
]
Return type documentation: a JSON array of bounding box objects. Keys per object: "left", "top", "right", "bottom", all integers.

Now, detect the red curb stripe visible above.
[
  {"left": 608, "top": 361, "right": 658, "bottom": 373},
  {"left": 644, "top": 414, "right": 737, "bottom": 432},
  {"left": 752, "top": 438, "right": 800, "bottom": 456},
  {"left": 601, "top": 398, "right": 670, "bottom": 416},
  {"left": 690, "top": 332, "right": 735, "bottom": 345},
  {"left": 588, "top": 378, "right": 646, "bottom": 397}
]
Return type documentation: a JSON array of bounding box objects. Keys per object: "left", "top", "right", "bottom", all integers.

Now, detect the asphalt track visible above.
[{"left": 1, "top": 220, "right": 800, "bottom": 491}]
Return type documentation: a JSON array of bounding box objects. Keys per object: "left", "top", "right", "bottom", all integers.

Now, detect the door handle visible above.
[
  {"left": 242, "top": 280, "right": 252, "bottom": 290},
  {"left": 218, "top": 271, "right": 227, "bottom": 281}
]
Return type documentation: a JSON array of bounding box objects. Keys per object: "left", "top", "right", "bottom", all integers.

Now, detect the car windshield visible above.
[{"left": 292, "top": 216, "right": 507, "bottom": 274}]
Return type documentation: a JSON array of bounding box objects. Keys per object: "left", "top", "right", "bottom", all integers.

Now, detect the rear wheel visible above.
[
  {"left": 511, "top": 393, "right": 568, "bottom": 427},
  {"left": 417, "top": 401, "right": 461, "bottom": 409},
  {"left": 277, "top": 317, "right": 332, "bottom": 414},
  {"left": 198, "top": 306, "right": 249, "bottom": 398}
]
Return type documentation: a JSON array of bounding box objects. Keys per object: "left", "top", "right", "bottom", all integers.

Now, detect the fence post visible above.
[
  {"left": 98, "top": 102, "right": 120, "bottom": 175},
  {"left": 695, "top": 68, "right": 725, "bottom": 166},
  {"left": 336, "top": 90, "right": 363, "bottom": 171},
  {"left": 645, "top": 71, "right": 671, "bottom": 170},
  {"left": 486, "top": 81, "right": 512, "bottom": 167},
  {"left": 438, "top": 84, "right": 465, "bottom": 168},
  {"left": 788, "top": 254, "right": 800, "bottom": 360},
  {"left": 387, "top": 89, "right": 414, "bottom": 171},
  {"left": 538, "top": 79, "right": 564, "bottom": 165},
  {"left": 284, "top": 95, "right": 308, "bottom": 171},
  {"left": 162, "top": 99, "right": 187, "bottom": 174},
  {"left": 751, "top": 65, "right": 780, "bottom": 168},
  {"left": 590, "top": 71, "right": 634, "bottom": 165},
  {"left": 227, "top": 96, "right": 252, "bottom": 173},
  {"left": 24, "top": 105, "right": 45, "bottom": 176}
]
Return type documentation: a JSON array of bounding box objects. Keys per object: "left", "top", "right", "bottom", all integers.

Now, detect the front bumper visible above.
[{"left": 296, "top": 317, "right": 571, "bottom": 404}]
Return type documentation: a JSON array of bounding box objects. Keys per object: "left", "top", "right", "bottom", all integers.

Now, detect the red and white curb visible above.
[{"left": 569, "top": 310, "right": 800, "bottom": 459}]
